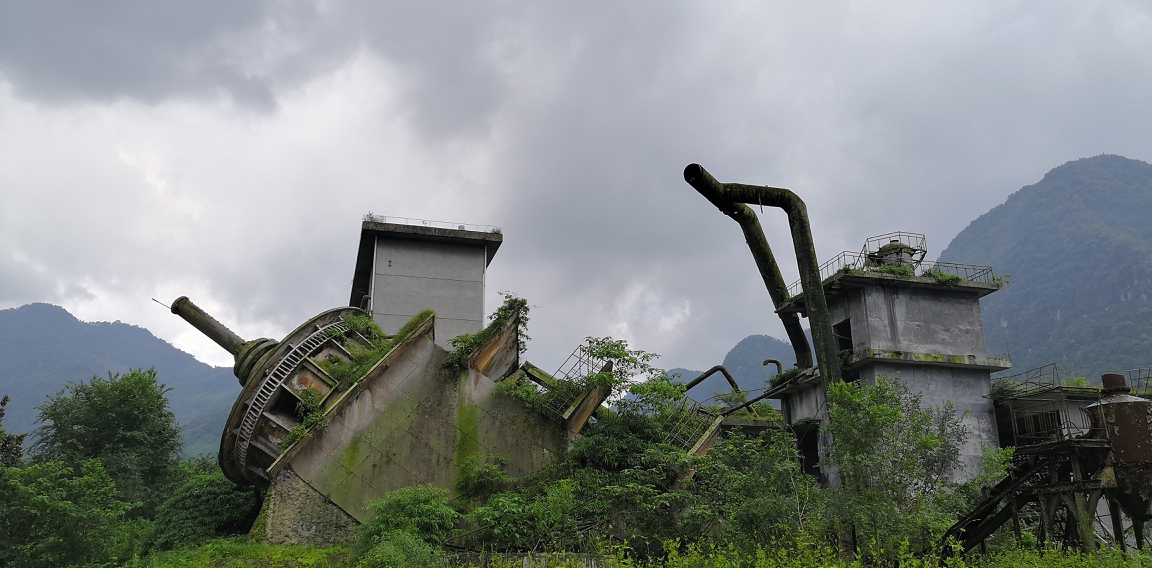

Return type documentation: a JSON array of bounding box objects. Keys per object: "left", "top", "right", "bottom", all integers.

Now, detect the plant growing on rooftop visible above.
[
  {"left": 319, "top": 309, "right": 434, "bottom": 393},
  {"left": 925, "top": 269, "right": 963, "bottom": 286},
  {"left": 990, "top": 378, "right": 1022, "bottom": 400},
  {"left": 876, "top": 264, "right": 915, "bottom": 277}
]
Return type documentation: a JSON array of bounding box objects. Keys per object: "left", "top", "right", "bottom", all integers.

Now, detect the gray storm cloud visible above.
[{"left": 1, "top": 1, "right": 1150, "bottom": 371}]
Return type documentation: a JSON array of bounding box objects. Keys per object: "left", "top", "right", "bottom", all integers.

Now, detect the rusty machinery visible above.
[{"left": 941, "top": 373, "right": 1152, "bottom": 553}]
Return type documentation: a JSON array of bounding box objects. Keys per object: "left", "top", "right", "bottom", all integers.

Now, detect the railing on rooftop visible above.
[
  {"left": 363, "top": 213, "right": 502, "bottom": 234},
  {"left": 861, "top": 231, "right": 927, "bottom": 258},
  {"left": 785, "top": 251, "right": 996, "bottom": 297},
  {"left": 992, "top": 363, "right": 1104, "bottom": 445}
]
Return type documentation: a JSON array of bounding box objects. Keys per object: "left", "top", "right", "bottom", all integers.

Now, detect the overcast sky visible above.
[{"left": 2, "top": 1, "right": 1151, "bottom": 373}]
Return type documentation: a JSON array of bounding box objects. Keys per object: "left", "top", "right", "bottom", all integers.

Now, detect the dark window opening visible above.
[
  {"left": 797, "top": 425, "right": 822, "bottom": 479},
  {"left": 833, "top": 319, "right": 853, "bottom": 352}
]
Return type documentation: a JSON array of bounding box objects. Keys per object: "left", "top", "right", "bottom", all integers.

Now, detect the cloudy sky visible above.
[{"left": 2, "top": 1, "right": 1151, "bottom": 372}]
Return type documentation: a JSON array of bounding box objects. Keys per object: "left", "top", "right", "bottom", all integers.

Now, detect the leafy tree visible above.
[
  {"left": 823, "top": 376, "right": 968, "bottom": 558},
  {"left": 691, "top": 430, "right": 826, "bottom": 548},
  {"left": 31, "top": 368, "right": 182, "bottom": 518},
  {"left": 0, "top": 395, "right": 26, "bottom": 467},
  {"left": 0, "top": 459, "right": 136, "bottom": 568}
]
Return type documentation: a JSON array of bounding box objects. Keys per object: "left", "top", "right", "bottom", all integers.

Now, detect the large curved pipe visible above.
[
  {"left": 681, "top": 168, "right": 813, "bottom": 369},
  {"left": 684, "top": 365, "right": 742, "bottom": 394},
  {"left": 684, "top": 164, "right": 840, "bottom": 386}
]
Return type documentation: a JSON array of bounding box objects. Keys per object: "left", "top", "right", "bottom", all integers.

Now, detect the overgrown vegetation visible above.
[
  {"left": 876, "top": 264, "right": 915, "bottom": 277},
  {"left": 349, "top": 485, "right": 460, "bottom": 567},
  {"left": 143, "top": 458, "right": 260, "bottom": 553},
  {"left": 0, "top": 395, "right": 25, "bottom": 467},
  {"left": 768, "top": 366, "right": 805, "bottom": 388},
  {"left": 477, "top": 352, "right": 989, "bottom": 564},
  {"left": 318, "top": 309, "right": 435, "bottom": 393},
  {"left": 31, "top": 368, "right": 183, "bottom": 519},
  {"left": 445, "top": 293, "right": 530, "bottom": 371},
  {"left": 823, "top": 377, "right": 969, "bottom": 558},
  {"left": 990, "top": 377, "right": 1022, "bottom": 400},
  {"left": 1, "top": 370, "right": 260, "bottom": 567},
  {"left": 925, "top": 269, "right": 964, "bottom": 285},
  {"left": 280, "top": 387, "right": 329, "bottom": 453}
]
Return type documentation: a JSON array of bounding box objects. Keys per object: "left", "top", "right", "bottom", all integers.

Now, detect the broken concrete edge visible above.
[
  {"left": 467, "top": 312, "right": 521, "bottom": 379},
  {"left": 266, "top": 313, "right": 438, "bottom": 477},
  {"left": 517, "top": 360, "right": 616, "bottom": 422}
]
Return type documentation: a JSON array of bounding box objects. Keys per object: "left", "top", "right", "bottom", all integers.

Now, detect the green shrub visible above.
[
  {"left": 353, "top": 529, "right": 435, "bottom": 568},
  {"left": 925, "top": 269, "right": 964, "bottom": 286},
  {"left": 143, "top": 468, "right": 260, "bottom": 553},
  {"left": 319, "top": 310, "right": 434, "bottom": 393},
  {"left": 0, "top": 459, "right": 134, "bottom": 568},
  {"left": 350, "top": 485, "right": 459, "bottom": 565},
  {"left": 876, "top": 264, "right": 915, "bottom": 277}
]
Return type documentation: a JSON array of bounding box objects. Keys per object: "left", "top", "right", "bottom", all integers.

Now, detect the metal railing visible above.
[
  {"left": 362, "top": 213, "right": 502, "bottom": 234},
  {"left": 861, "top": 231, "right": 927, "bottom": 258},
  {"left": 1125, "top": 368, "right": 1152, "bottom": 396},
  {"left": 660, "top": 401, "right": 717, "bottom": 450},
  {"left": 786, "top": 252, "right": 996, "bottom": 297}
]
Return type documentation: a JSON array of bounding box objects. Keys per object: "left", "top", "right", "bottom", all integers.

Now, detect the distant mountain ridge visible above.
[
  {"left": 940, "top": 154, "right": 1152, "bottom": 380},
  {"left": 0, "top": 303, "right": 238, "bottom": 455},
  {"left": 669, "top": 333, "right": 801, "bottom": 401}
]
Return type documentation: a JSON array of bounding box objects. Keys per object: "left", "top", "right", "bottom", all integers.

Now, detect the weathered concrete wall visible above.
[
  {"left": 859, "top": 285, "right": 987, "bottom": 356},
  {"left": 371, "top": 238, "right": 487, "bottom": 346},
  {"left": 783, "top": 384, "right": 827, "bottom": 424},
  {"left": 827, "top": 284, "right": 988, "bottom": 358},
  {"left": 859, "top": 364, "right": 998, "bottom": 478},
  {"left": 275, "top": 333, "right": 566, "bottom": 525},
  {"left": 255, "top": 466, "right": 358, "bottom": 546}
]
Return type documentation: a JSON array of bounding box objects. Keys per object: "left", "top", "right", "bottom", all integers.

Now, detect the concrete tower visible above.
[
  {"left": 776, "top": 232, "right": 1011, "bottom": 478},
  {"left": 348, "top": 215, "right": 503, "bottom": 348}
]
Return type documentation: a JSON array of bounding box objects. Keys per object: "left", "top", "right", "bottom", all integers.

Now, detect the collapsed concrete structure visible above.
[{"left": 171, "top": 218, "right": 571, "bottom": 544}]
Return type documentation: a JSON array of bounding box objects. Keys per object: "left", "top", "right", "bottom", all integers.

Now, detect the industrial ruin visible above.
[{"left": 167, "top": 165, "right": 1152, "bottom": 550}]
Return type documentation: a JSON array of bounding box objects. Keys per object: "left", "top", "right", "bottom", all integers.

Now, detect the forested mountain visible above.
[
  {"left": 0, "top": 303, "right": 237, "bottom": 455},
  {"left": 940, "top": 154, "right": 1152, "bottom": 380}
]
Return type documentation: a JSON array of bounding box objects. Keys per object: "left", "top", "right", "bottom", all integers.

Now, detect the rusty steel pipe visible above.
[{"left": 684, "top": 164, "right": 839, "bottom": 385}]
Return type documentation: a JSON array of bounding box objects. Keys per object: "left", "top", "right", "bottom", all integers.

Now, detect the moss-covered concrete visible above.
[{"left": 265, "top": 325, "right": 567, "bottom": 536}]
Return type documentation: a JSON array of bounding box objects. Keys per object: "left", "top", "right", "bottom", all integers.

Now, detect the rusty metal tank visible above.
[
  {"left": 1087, "top": 373, "right": 1152, "bottom": 523},
  {"left": 1088, "top": 373, "right": 1152, "bottom": 465},
  {"left": 171, "top": 297, "right": 367, "bottom": 486}
]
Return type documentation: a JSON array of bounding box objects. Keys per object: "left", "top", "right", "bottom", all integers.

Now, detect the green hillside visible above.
[
  {"left": 0, "top": 303, "right": 238, "bottom": 455},
  {"left": 939, "top": 154, "right": 1152, "bottom": 380}
]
